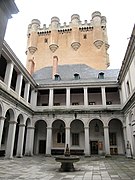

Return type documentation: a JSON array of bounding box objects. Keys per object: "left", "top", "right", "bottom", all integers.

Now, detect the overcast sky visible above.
[{"left": 5, "top": 0, "right": 135, "bottom": 69}]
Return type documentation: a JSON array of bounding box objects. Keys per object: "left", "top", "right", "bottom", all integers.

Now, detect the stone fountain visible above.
[{"left": 55, "top": 144, "right": 80, "bottom": 172}]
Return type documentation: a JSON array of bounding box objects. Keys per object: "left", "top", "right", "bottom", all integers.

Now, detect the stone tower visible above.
[{"left": 26, "top": 11, "right": 110, "bottom": 74}]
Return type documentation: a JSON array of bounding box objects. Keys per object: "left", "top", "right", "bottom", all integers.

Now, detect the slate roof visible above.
[{"left": 32, "top": 64, "right": 119, "bottom": 85}]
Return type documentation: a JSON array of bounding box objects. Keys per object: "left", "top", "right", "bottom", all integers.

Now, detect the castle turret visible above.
[
  {"left": 71, "top": 14, "right": 81, "bottom": 51},
  {"left": 28, "top": 19, "right": 40, "bottom": 54},
  {"left": 101, "top": 16, "right": 110, "bottom": 67},
  {"left": 92, "top": 11, "right": 104, "bottom": 49},
  {"left": 49, "top": 17, "right": 60, "bottom": 52},
  {"left": 26, "top": 19, "right": 40, "bottom": 74}
]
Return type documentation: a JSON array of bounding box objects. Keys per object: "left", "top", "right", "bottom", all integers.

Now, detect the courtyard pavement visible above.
[{"left": 0, "top": 155, "right": 135, "bottom": 180}]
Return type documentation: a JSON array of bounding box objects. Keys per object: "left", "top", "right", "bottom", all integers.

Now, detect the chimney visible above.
[{"left": 52, "top": 56, "right": 58, "bottom": 79}]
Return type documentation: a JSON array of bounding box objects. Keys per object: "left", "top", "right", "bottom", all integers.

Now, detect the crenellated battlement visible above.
[
  {"left": 26, "top": 11, "right": 110, "bottom": 73},
  {"left": 27, "top": 11, "right": 106, "bottom": 35}
]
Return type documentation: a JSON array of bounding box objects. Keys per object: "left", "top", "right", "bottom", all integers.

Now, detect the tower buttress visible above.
[
  {"left": 49, "top": 17, "right": 60, "bottom": 52},
  {"left": 26, "top": 19, "right": 40, "bottom": 74},
  {"left": 71, "top": 14, "right": 81, "bottom": 51}
]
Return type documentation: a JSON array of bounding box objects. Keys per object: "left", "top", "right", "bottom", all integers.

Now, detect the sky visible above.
[{"left": 5, "top": 0, "right": 135, "bottom": 69}]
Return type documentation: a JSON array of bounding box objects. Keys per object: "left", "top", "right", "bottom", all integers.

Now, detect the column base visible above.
[
  {"left": 16, "top": 155, "right": 23, "bottom": 158},
  {"left": 84, "top": 155, "right": 91, "bottom": 157},
  {"left": 45, "top": 154, "right": 52, "bottom": 157},
  {"left": 4, "top": 156, "right": 13, "bottom": 160},
  {"left": 24, "top": 153, "right": 33, "bottom": 156},
  {"left": 105, "top": 154, "right": 111, "bottom": 158}
]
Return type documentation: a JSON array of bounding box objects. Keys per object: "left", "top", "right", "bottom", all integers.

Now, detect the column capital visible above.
[
  {"left": 19, "top": 124, "right": 26, "bottom": 127},
  {"left": 49, "top": 88, "right": 54, "bottom": 90},
  {"left": 9, "top": 121, "right": 17, "bottom": 124},
  {"left": 27, "top": 126, "right": 35, "bottom": 129},
  {"left": 104, "top": 126, "right": 109, "bottom": 129},
  {"left": 0, "top": 116, "right": 6, "bottom": 121},
  {"left": 84, "top": 126, "right": 89, "bottom": 129},
  {"left": 65, "top": 127, "right": 70, "bottom": 129},
  {"left": 47, "top": 127, "right": 52, "bottom": 129}
]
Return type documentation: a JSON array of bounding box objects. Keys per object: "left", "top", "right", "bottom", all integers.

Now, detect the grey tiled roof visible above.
[{"left": 32, "top": 64, "right": 119, "bottom": 85}]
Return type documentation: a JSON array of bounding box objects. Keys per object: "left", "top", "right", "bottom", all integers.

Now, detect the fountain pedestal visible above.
[{"left": 55, "top": 144, "right": 80, "bottom": 172}]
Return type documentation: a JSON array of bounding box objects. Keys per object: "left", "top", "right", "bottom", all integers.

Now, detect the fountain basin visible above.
[{"left": 55, "top": 155, "right": 80, "bottom": 172}]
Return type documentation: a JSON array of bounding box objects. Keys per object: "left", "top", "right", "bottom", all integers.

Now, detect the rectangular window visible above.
[
  {"left": 54, "top": 103, "right": 60, "bottom": 106},
  {"left": 72, "top": 133, "right": 79, "bottom": 145},
  {"left": 42, "top": 103, "right": 48, "bottom": 106},
  {"left": 109, "top": 133, "right": 117, "bottom": 145},
  {"left": 106, "top": 101, "right": 112, "bottom": 105},
  {"left": 72, "top": 102, "right": 79, "bottom": 105},
  {"left": 89, "top": 102, "right": 96, "bottom": 105}
]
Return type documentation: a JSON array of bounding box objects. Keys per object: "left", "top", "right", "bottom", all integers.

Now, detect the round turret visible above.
[
  {"left": 51, "top": 16, "right": 60, "bottom": 29},
  {"left": 31, "top": 19, "right": 40, "bottom": 31},
  {"left": 92, "top": 11, "right": 101, "bottom": 27},
  {"left": 71, "top": 14, "right": 80, "bottom": 26},
  {"left": 92, "top": 11, "right": 101, "bottom": 19},
  {"left": 101, "top": 16, "right": 107, "bottom": 27}
]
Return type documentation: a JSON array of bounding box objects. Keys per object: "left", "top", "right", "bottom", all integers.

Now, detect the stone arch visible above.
[
  {"left": 70, "top": 119, "right": 84, "bottom": 152},
  {"left": 34, "top": 120, "right": 47, "bottom": 155},
  {"left": 25, "top": 118, "right": 32, "bottom": 127},
  {"left": 4, "top": 108, "right": 15, "bottom": 122},
  {"left": 52, "top": 119, "right": 65, "bottom": 154},
  {"left": 108, "top": 118, "right": 125, "bottom": 155},
  {"left": 89, "top": 119, "right": 104, "bottom": 155}
]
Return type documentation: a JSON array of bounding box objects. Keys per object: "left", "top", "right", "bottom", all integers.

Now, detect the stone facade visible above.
[{"left": 26, "top": 11, "right": 110, "bottom": 74}]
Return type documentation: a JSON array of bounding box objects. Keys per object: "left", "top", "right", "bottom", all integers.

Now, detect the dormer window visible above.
[
  {"left": 54, "top": 74, "right": 61, "bottom": 81},
  {"left": 98, "top": 72, "right": 104, "bottom": 79},
  {"left": 74, "top": 73, "right": 80, "bottom": 80}
]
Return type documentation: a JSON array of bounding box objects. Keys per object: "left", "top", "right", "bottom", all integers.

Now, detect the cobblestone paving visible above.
[{"left": 0, "top": 155, "right": 135, "bottom": 180}]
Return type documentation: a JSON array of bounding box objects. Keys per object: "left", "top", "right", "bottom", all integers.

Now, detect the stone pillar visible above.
[
  {"left": 49, "top": 88, "right": 53, "bottom": 108},
  {"left": 65, "top": 127, "right": 70, "bottom": 148},
  {"left": 4, "top": 62, "right": 14, "bottom": 90},
  {"left": 131, "top": 120, "right": 135, "bottom": 158},
  {"left": 24, "top": 82, "right": 30, "bottom": 102},
  {"left": 101, "top": 86, "right": 106, "bottom": 106},
  {"left": 30, "top": 89, "right": 38, "bottom": 107},
  {"left": 0, "top": 116, "right": 5, "bottom": 149},
  {"left": 5, "top": 121, "right": 17, "bottom": 159},
  {"left": 104, "top": 126, "right": 110, "bottom": 157},
  {"left": 66, "top": 88, "right": 70, "bottom": 107},
  {"left": 84, "top": 87, "right": 88, "bottom": 107},
  {"left": 46, "top": 127, "right": 52, "bottom": 156},
  {"left": 122, "top": 125, "right": 128, "bottom": 157},
  {"left": 84, "top": 126, "right": 90, "bottom": 156},
  {"left": 25, "top": 126, "right": 35, "bottom": 156},
  {"left": 16, "top": 124, "right": 25, "bottom": 157},
  {"left": 15, "top": 73, "right": 23, "bottom": 97}
]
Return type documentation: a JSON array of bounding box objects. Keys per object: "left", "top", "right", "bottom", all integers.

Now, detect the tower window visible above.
[
  {"left": 83, "top": 34, "right": 87, "bottom": 39},
  {"left": 44, "top": 38, "right": 48, "bottom": 43}
]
